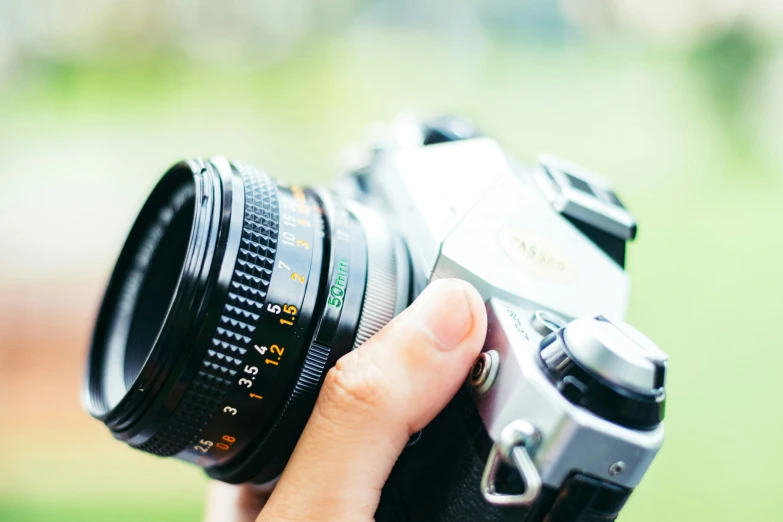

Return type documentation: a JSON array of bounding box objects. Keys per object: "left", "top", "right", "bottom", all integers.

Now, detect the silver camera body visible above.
[{"left": 337, "top": 116, "right": 667, "bottom": 519}]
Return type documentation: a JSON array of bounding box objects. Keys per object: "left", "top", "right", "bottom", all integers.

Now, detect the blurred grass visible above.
[
  {"left": 1, "top": 31, "right": 782, "bottom": 521},
  {"left": 0, "top": 503, "right": 202, "bottom": 522}
]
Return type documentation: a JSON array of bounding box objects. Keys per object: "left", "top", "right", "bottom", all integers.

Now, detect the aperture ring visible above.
[
  {"left": 350, "top": 204, "right": 401, "bottom": 348},
  {"left": 136, "top": 161, "right": 279, "bottom": 457}
]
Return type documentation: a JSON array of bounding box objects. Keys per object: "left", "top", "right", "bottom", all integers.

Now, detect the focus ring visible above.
[{"left": 136, "top": 162, "right": 279, "bottom": 456}]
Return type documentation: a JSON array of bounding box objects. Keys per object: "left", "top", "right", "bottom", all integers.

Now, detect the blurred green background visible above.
[{"left": 1, "top": 1, "right": 782, "bottom": 521}]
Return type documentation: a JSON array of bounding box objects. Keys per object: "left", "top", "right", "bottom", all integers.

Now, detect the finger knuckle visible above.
[{"left": 320, "top": 350, "right": 391, "bottom": 415}]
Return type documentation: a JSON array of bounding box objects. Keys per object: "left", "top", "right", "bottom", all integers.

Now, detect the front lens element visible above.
[{"left": 124, "top": 187, "right": 194, "bottom": 390}]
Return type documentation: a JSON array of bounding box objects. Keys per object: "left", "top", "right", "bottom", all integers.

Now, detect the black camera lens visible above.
[{"left": 83, "top": 158, "right": 411, "bottom": 484}]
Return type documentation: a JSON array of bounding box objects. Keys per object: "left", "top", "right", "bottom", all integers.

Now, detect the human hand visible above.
[{"left": 204, "top": 278, "right": 487, "bottom": 522}]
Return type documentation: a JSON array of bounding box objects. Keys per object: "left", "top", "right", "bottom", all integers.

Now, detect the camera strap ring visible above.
[{"left": 480, "top": 420, "right": 542, "bottom": 507}]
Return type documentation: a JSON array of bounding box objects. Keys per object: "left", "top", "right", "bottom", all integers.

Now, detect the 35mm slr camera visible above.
[{"left": 83, "top": 115, "right": 668, "bottom": 521}]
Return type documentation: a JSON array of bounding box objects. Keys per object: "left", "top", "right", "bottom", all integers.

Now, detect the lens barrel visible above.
[{"left": 84, "top": 157, "right": 410, "bottom": 483}]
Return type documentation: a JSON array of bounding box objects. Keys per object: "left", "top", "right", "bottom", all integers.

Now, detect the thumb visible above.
[{"left": 258, "top": 279, "right": 487, "bottom": 522}]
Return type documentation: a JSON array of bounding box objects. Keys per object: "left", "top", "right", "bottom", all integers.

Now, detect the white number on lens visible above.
[
  {"left": 238, "top": 378, "right": 253, "bottom": 388},
  {"left": 281, "top": 231, "right": 296, "bottom": 246},
  {"left": 244, "top": 365, "right": 258, "bottom": 375},
  {"left": 254, "top": 345, "right": 268, "bottom": 355},
  {"left": 267, "top": 303, "right": 281, "bottom": 314},
  {"left": 278, "top": 260, "right": 290, "bottom": 271},
  {"left": 223, "top": 406, "right": 238, "bottom": 416},
  {"left": 194, "top": 439, "right": 213, "bottom": 453}
]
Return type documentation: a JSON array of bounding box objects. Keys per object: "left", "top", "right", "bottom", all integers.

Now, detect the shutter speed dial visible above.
[
  {"left": 539, "top": 315, "right": 667, "bottom": 430},
  {"left": 564, "top": 316, "right": 667, "bottom": 395}
]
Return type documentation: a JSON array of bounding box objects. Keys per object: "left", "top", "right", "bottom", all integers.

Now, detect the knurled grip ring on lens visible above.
[
  {"left": 349, "top": 204, "right": 399, "bottom": 349},
  {"left": 136, "top": 162, "right": 279, "bottom": 456}
]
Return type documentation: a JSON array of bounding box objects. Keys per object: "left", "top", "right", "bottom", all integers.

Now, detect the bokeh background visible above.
[{"left": 1, "top": 1, "right": 782, "bottom": 521}]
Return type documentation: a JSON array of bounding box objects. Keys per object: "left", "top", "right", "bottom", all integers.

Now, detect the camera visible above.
[{"left": 83, "top": 115, "right": 667, "bottom": 521}]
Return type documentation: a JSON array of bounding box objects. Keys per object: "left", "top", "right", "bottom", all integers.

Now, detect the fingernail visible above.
[{"left": 415, "top": 279, "right": 478, "bottom": 350}]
